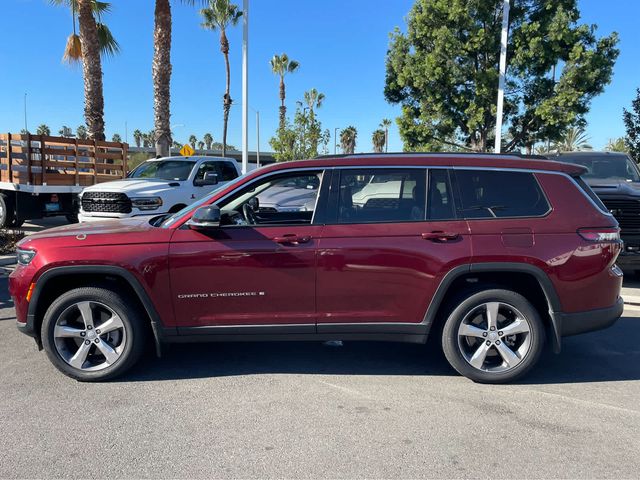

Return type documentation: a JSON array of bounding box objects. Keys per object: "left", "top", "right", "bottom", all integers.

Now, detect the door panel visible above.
[
  {"left": 169, "top": 225, "right": 321, "bottom": 327},
  {"left": 316, "top": 168, "right": 472, "bottom": 326},
  {"left": 316, "top": 221, "right": 471, "bottom": 325}
]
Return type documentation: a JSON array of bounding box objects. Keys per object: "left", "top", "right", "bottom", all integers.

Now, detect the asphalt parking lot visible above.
[{"left": 1, "top": 221, "right": 640, "bottom": 478}]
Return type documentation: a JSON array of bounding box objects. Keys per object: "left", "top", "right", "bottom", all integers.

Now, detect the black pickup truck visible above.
[{"left": 553, "top": 151, "right": 640, "bottom": 272}]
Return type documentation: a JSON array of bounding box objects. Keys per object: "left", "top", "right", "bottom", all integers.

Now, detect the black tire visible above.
[
  {"left": 442, "top": 288, "right": 545, "bottom": 384},
  {"left": 41, "top": 287, "right": 147, "bottom": 382},
  {"left": 0, "top": 193, "right": 14, "bottom": 228}
]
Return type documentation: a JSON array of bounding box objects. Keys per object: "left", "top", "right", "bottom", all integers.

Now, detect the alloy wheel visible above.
[
  {"left": 457, "top": 301, "right": 532, "bottom": 373},
  {"left": 53, "top": 301, "right": 127, "bottom": 371}
]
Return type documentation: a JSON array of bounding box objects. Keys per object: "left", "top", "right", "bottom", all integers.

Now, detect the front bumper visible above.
[{"left": 556, "top": 297, "right": 624, "bottom": 337}]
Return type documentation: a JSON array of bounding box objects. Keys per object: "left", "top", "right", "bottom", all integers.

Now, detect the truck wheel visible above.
[
  {"left": 41, "top": 287, "right": 147, "bottom": 382},
  {"left": 0, "top": 193, "right": 16, "bottom": 229},
  {"left": 442, "top": 289, "right": 545, "bottom": 384}
]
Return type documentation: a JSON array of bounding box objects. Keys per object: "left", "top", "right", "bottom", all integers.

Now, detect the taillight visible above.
[{"left": 577, "top": 228, "right": 620, "bottom": 242}]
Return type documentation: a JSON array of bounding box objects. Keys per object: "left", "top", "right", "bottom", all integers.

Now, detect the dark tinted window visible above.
[
  {"left": 559, "top": 154, "right": 640, "bottom": 182},
  {"left": 195, "top": 161, "right": 238, "bottom": 183},
  {"left": 428, "top": 169, "right": 456, "bottom": 220},
  {"left": 337, "top": 169, "right": 427, "bottom": 223},
  {"left": 455, "top": 170, "right": 549, "bottom": 218},
  {"left": 574, "top": 176, "right": 608, "bottom": 212}
]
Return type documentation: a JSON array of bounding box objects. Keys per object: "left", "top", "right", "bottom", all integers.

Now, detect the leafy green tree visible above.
[
  {"left": 203, "top": 132, "right": 213, "bottom": 150},
  {"left": 372, "top": 129, "right": 386, "bottom": 153},
  {"left": 624, "top": 88, "right": 640, "bottom": 161},
  {"left": 59, "top": 126, "right": 73, "bottom": 137},
  {"left": 200, "top": 0, "right": 242, "bottom": 157},
  {"left": 111, "top": 133, "right": 122, "bottom": 142},
  {"left": 303, "top": 88, "right": 325, "bottom": 155},
  {"left": 553, "top": 127, "right": 591, "bottom": 152},
  {"left": 172, "top": 140, "right": 183, "bottom": 150},
  {"left": 76, "top": 125, "right": 88, "bottom": 139},
  {"left": 37, "top": 124, "right": 51, "bottom": 136},
  {"left": 384, "top": 0, "right": 619, "bottom": 153},
  {"left": 270, "top": 54, "right": 300, "bottom": 131},
  {"left": 133, "top": 129, "right": 143, "bottom": 147},
  {"left": 269, "top": 102, "right": 330, "bottom": 161},
  {"left": 340, "top": 126, "right": 357, "bottom": 154}
]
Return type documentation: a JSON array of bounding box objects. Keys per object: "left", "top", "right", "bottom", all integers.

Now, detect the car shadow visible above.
[
  {"left": 0, "top": 277, "right": 15, "bottom": 316},
  {"left": 120, "top": 314, "right": 640, "bottom": 384}
]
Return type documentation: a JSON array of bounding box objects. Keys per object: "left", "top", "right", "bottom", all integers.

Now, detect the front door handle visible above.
[
  {"left": 273, "top": 234, "right": 312, "bottom": 245},
  {"left": 421, "top": 231, "right": 460, "bottom": 242}
]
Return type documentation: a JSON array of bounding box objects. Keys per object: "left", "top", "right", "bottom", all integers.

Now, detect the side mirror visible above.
[
  {"left": 194, "top": 172, "right": 219, "bottom": 187},
  {"left": 187, "top": 205, "right": 221, "bottom": 230}
]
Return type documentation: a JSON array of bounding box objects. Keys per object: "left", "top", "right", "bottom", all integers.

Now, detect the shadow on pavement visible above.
[
  {"left": 120, "top": 314, "right": 640, "bottom": 385},
  {"left": 0, "top": 277, "right": 14, "bottom": 315}
]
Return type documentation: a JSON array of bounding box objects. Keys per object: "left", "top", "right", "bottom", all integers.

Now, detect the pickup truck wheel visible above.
[
  {"left": 442, "top": 289, "right": 545, "bottom": 384},
  {"left": 41, "top": 287, "right": 147, "bottom": 382}
]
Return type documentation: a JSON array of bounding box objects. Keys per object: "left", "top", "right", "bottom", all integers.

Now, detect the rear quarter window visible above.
[{"left": 455, "top": 170, "right": 550, "bottom": 218}]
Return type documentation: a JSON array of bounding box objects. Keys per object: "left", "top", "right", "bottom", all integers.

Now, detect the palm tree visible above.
[
  {"left": 189, "top": 135, "right": 197, "bottom": 149},
  {"left": 197, "top": 140, "right": 205, "bottom": 151},
  {"left": 340, "top": 126, "right": 357, "bottom": 154},
  {"left": 76, "top": 125, "right": 88, "bottom": 139},
  {"left": 172, "top": 140, "right": 183, "bottom": 150},
  {"left": 380, "top": 118, "right": 392, "bottom": 153},
  {"left": 133, "top": 129, "right": 143, "bottom": 148},
  {"left": 112, "top": 133, "right": 122, "bottom": 142},
  {"left": 200, "top": 0, "right": 242, "bottom": 158},
  {"left": 59, "top": 126, "right": 73, "bottom": 137},
  {"left": 605, "top": 137, "right": 627, "bottom": 152},
  {"left": 303, "top": 88, "right": 325, "bottom": 154},
  {"left": 53, "top": 0, "right": 120, "bottom": 141},
  {"left": 372, "top": 129, "right": 386, "bottom": 153},
  {"left": 37, "top": 124, "right": 51, "bottom": 136},
  {"left": 554, "top": 127, "right": 592, "bottom": 152},
  {"left": 270, "top": 53, "right": 300, "bottom": 131},
  {"left": 152, "top": 0, "right": 172, "bottom": 157},
  {"left": 203, "top": 132, "right": 213, "bottom": 150}
]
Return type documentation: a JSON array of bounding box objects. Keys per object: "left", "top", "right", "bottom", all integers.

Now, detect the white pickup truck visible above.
[{"left": 78, "top": 156, "right": 241, "bottom": 222}]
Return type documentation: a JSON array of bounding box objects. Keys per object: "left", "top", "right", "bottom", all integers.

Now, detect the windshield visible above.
[
  {"left": 160, "top": 172, "right": 252, "bottom": 228},
  {"left": 129, "top": 160, "right": 196, "bottom": 181},
  {"left": 560, "top": 155, "right": 640, "bottom": 182}
]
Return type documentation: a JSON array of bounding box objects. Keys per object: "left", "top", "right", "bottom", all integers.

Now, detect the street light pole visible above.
[
  {"left": 494, "top": 0, "right": 510, "bottom": 153},
  {"left": 334, "top": 127, "right": 339, "bottom": 154},
  {"left": 241, "top": 0, "right": 249, "bottom": 174},
  {"left": 256, "top": 110, "right": 260, "bottom": 169}
]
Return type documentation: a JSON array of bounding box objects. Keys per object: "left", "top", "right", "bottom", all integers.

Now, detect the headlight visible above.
[
  {"left": 131, "top": 197, "right": 163, "bottom": 211},
  {"left": 16, "top": 248, "right": 36, "bottom": 266}
]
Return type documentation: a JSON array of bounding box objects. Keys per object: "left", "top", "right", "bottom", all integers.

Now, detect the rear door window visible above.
[
  {"left": 454, "top": 170, "right": 550, "bottom": 218},
  {"left": 428, "top": 169, "right": 456, "bottom": 220},
  {"left": 336, "top": 169, "right": 427, "bottom": 223}
]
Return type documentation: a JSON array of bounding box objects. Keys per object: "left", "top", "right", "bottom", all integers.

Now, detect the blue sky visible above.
[{"left": 0, "top": 0, "right": 638, "bottom": 153}]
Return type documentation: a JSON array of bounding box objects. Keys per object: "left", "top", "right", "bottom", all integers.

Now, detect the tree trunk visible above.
[
  {"left": 279, "top": 77, "right": 286, "bottom": 131},
  {"left": 153, "top": 0, "right": 172, "bottom": 158},
  {"left": 221, "top": 30, "right": 231, "bottom": 158},
  {"left": 77, "top": 0, "right": 105, "bottom": 141}
]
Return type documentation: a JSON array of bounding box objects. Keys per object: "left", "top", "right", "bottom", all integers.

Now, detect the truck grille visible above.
[
  {"left": 82, "top": 192, "right": 132, "bottom": 214},
  {"left": 601, "top": 198, "right": 640, "bottom": 230}
]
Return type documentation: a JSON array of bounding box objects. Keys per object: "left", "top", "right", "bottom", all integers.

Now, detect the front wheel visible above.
[
  {"left": 442, "top": 289, "right": 545, "bottom": 384},
  {"left": 41, "top": 287, "right": 147, "bottom": 381}
]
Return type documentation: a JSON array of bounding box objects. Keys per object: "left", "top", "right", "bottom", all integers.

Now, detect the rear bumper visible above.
[{"left": 556, "top": 297, "right": 623, "bottom": 337}]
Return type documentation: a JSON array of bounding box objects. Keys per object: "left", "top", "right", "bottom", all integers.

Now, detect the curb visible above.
[
  {"left": 622, "top": 295, "right": 640, "bottom": 306},
  {"left": 0, "top": 255, "right": 16, "bottom": 267}
]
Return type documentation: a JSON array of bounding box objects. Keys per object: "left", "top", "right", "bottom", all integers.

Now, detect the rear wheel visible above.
[
  {"left": 0, "top": 193, "right": 15, "bottom": 228},
  {"left": 442, "top": 289, "right": 545, "bottom": 384},
  {"left": 41, "top": 287, "right": 147, "bottom": 381}
]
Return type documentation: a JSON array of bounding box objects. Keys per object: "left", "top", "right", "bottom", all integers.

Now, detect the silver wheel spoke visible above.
[
  {"left": 54, "top": 325, "right": 84, "bottom": 338},
  {"left": 77, "top": 302, "right": 94, "bottom": 328},
  {"left": 500, "top": 318, "right": 529, "bottom": 337},
  {"left": 68, "top": 342, "right": 91, "bottom": 369},
  {"left": 469, "top": 342, "right": 491, "bottom": 369},
  {"left": 459, "top": 323, "right": 486, "bottom": 338},
  {"left": 96, "top": 314, "right": 124, "bottom": 335},
  {"left": 95, "top": 340, "right": 120, "bottom": 365},
  {"left": 485, "top": 302, "right": 500, "bottom": 330},
  {"left": 495, "top": 342, "right": 521, "bottom": 368}
]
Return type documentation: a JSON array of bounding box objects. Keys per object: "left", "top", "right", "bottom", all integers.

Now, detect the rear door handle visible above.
[
  {"left": 421, "top": 231, "right": 460, "bottom": 242},
  {"left": 273, "top": 234, "right": 312, "bottom": 245}
]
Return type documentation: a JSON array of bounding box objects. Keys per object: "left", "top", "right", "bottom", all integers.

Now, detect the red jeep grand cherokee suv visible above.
[{"left": 9, "top": 154, "right": 623, "bottom": 383}]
